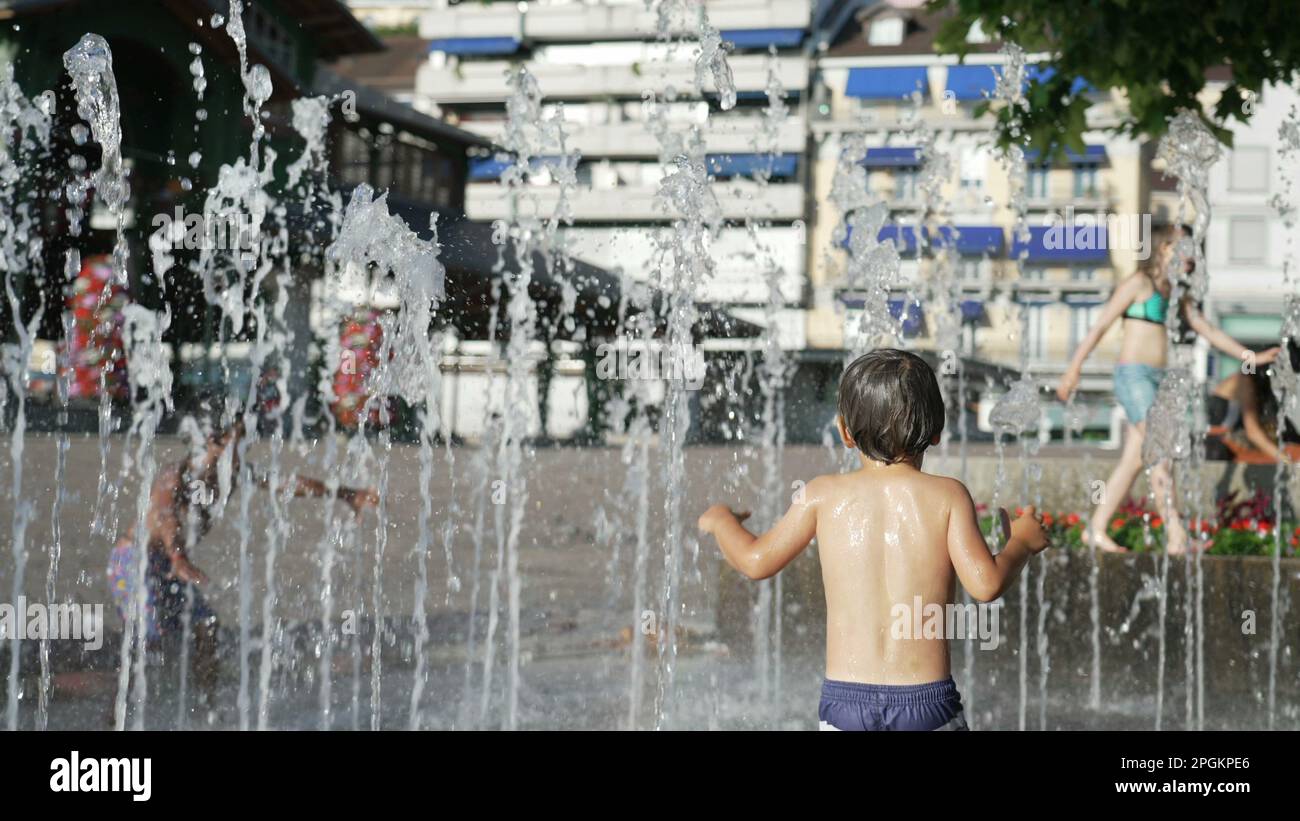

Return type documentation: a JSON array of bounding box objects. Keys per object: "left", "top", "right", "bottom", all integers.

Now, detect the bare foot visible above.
[
  {"left": 1162, "top": 522, "right": 1198, "bottom": 555},
  {"left": 1083, "top": 525, "right": 1128, "bottom": 553}
]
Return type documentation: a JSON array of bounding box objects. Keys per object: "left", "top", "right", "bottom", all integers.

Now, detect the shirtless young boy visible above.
[
  {"left": 698, "top": 348, "right": 1050, "bottom": 731},
  {"left": 106, "top": 412, "right": 378, "bottom": 700}
]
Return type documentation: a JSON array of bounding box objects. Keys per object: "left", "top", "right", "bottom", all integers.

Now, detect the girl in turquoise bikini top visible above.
[{"left": 1124, "top": 276, "right": 1168, "bottom": 324}]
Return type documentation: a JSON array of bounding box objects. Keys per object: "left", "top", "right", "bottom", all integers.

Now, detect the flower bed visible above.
[{"left": 977, "top": 489, "right": 1298, "bottom": 557}]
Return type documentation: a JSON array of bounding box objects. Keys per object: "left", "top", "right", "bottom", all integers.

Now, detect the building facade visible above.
[
  {"left": 1194, "top": 79, "right": 1298, "bottom": 379},
  {"left": 811, "top": 2, "right": 1155, "bottom": 436},
  {"left": 346, "top": 0, "right": 428, "bottom": 31},
  {"left": 412, "top": 0, "right": 811, "bottom": 350},
  {"left": 385, "top": 0, "right": 1292, "bottom": 441}
]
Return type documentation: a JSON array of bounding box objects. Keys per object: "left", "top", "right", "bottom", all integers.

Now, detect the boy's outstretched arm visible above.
[
  {"left": 254, "top": 468, "right": 379, "bottom": 517},
  {"left": 698, "top": 479, "right": 821, "bottom": 581},
  {"left": 288, "top": 475, "right": 379, "bottom": 511},
  {"left": 946, "top": 481, "right": 1049, "bottom": 602}
]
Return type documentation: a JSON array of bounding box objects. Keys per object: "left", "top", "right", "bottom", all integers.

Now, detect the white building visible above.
[
  {"left": 809, "top": 1, "right": 1147, "bottom": 436},
  {"left": 346, "top": 0, "right": 428, "bottom": 30},
  {"left": 1197, "top": 80, "right": 1298, "bottom": 375},
  {"left": 414, "top": 0, "right": 813, "bottom": 358}
]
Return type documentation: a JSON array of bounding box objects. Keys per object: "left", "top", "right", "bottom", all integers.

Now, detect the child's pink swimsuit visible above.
[{"left": 107, "top": 538, "right": 214, "bottom": 642}]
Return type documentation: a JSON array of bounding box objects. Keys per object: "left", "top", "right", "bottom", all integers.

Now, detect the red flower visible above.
[{"left": 1066, "top": 513, "right": 1081, "bottom": 526}]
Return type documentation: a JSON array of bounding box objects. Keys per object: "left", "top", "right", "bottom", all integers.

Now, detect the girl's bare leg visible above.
[
  {"left": 1149, "top": 460, "right": 1190, "bottom": 554},
  {"left": 1087, "top": 421, "right": 1145, "bottom": 552}
]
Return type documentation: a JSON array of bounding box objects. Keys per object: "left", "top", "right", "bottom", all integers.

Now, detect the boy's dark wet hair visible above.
[{"left": 838, "top": 348, "right": 945, "bottom": 464}]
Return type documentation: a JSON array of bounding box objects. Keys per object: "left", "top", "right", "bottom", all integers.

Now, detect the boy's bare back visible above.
[
  {"left": 699, "top": 349, "right": 1048, "bottom": 698},
  {"left": 807, "top": 464, "right": 966, "bottom": 684}
]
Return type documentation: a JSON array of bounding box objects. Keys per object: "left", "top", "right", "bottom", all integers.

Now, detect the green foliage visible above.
[{"left": 929, "top": 0, "right": 1300, "bottom": 156}]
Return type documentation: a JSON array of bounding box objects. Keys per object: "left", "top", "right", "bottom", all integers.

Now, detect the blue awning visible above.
[
  {"left": 468, "top": 155, "right": 568, "bottom": 181},
  {"left": 945, "top": 64, "right": 999, "bottom": 100},
  {"left": 960, "top": 299, "right": 985, "bottom": 321},
  {"left": 721, "top": 28, "right": 805, "bottom": 48},
  {"left": 1027, "top": 65, "right": 1093, "bottom": 95},
  {"left": 933, "top": 225, "right": 1004, "bottom": 255},
  {"left": 429, "top": 37, "right": 521, "bottom": 56},
  {"left": 1024, "top": 145, "right": 1107, "bottom": 165},
  {"left": 878, "top": 224, "right": 919, "bottom": 253},
  {"left": 845, "top": 66, "right": 929, "bottom": 99},
  {"left": 945, "top": 63, "right": 1090, "bottom": 103},
  {"left": 887, "top": 298, "right": 926, "bottom": 336},
  {"left": 468, "top": 157, "right": 511, "bottom": 181},
  {"left": 706, "top": 153, "right": 798, "bottom": 178},
  {"left": 863, "top": 146, "right": 922, "bottom": 167},
  {"left": 846, "top": 224, "right": 1004, "bottom": 256},
  {"left": 1012, "top": 225, "right": 1110, "bottom": 262}
]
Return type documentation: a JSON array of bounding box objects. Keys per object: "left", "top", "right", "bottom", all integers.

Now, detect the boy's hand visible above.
[
  {"left": 344, "top": 487, "right": 380, "bottom": 519},
  {"left": 1007, "top": 505, "right": 1050, "bottom": 552},
  {"left": 169, "top": 553, "right": 209, "bottom": 586},
  {"left": 698, "top": 505, "right": 749, "bottom": 535}
]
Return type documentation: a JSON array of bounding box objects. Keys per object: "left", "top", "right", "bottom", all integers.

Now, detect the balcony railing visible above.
[
  {"left": 420, "top": 0, "right": 811, "bottom": 43},
  {"left": 418, "top": 53, "right": 809, "bottom": 104},
  {"left": 455, "top": 115, "right": 806, "bottom": 157},
  {"left": 465, "top": 181, "right": 804, "bottom": 222}
]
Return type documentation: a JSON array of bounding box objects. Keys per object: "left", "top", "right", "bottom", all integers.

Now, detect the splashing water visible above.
[
  {"left": 696, "top": 21, "right": 736, "bottom": 112},
  {"left": 326, "top": 184, "right": 446, "bottom": 728},
  {"left": 744, "top": 49, "right": 791, "bottom": 716},
  {"left": 2, "top": 7, "right": 1297, "bottom": 736},
  {"left": 1157, "top": 111, "right": 1222, "bottom": 302},
  {"left": 0, "top": 67, "right": 51, "bottom": 729},
  {"left": 989, "top": 376, "right": 1042, "bottom": 437}
]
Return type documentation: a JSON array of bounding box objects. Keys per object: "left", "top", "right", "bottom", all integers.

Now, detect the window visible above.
[
  {"left": 246, "top": 5, "right": 296, "bottom": 73},
  {"left": 373, "top": 138, "right": 395, "bottom": 191},
  {"left": 1072, "top": 165, "right": 1098, "bottom": 198},
  {"left": 1023, "top": 266, "right": 1047, "bottom": 281},
  {"left": 337, "top": 129, "right": 370, "bottom": 188},
  {"left": 1229, "top": 146, "right": 1269, "bottom": 193},
  {"left": 1070, "top": 267, "right": 1097, "bottom": 282},
  {"left": 959, "top": 146, "right": 985, "bottom": 189},
  {"left": 1228, "top": 217, "right": 1268, "bottom": 264},
  {"left": 895, "top": 168, "right": 917, "bottom": 200},
  {"left": 1069, "top": 303, "right": 1101, "bottom": 350},
  {"left": 868, "top": 16, "right": 906, "bottom": 46},
  {"left": 959, "top": 257, "right": 984, "bottom": 281},
  {"left": 1022, "top": 302, "right": 1048, "bottom": 360},
  {"left": 1027, "top": 166, "right": 1049, "bottom": 198}
]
